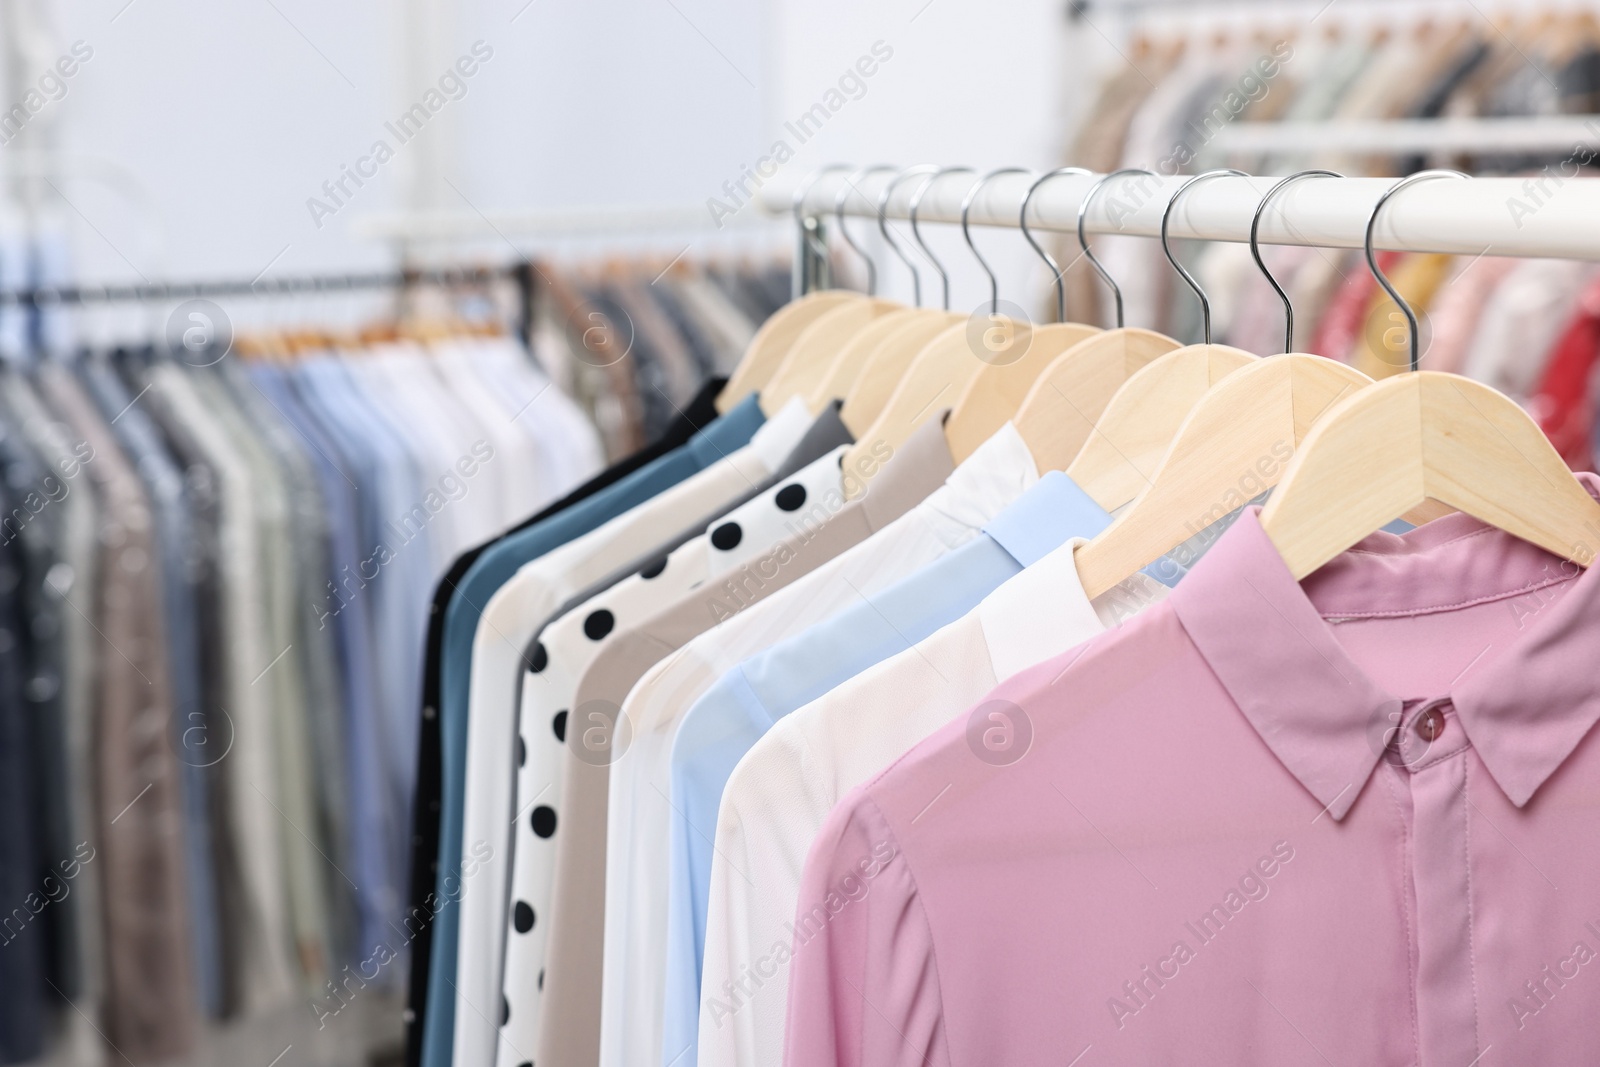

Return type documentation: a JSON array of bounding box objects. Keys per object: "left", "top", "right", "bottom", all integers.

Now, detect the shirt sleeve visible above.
[{"left": 783, "top": 793, "right": 948, "bottom": 1067}]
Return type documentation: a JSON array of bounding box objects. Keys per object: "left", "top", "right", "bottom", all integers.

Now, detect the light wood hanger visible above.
[
  {"left": 760, "top": 298, "right": 903, "bottom": 413},
  {"left": 716, "top": 290, "right": 861, "bottom": 412},
  {"left": 718, "top": 164, "right": 866, "bottom": 412},
  {"left": 1075, "top": 172, "right": 1370, "bottom": 599},
  {"left": 946, "top": 167, "right": 1105, "bottom": 462},
  {"left": 1262, "top": 171, "right": 1600, "bottom": 577},
  {"left": 831, "top": 166, "right": 977, "bottom": 430},
  {"left": 772, "top": 167, "right": 959, "bottom": 414},
  {"left": 1066, "top": 170, "right": 1265, "bottom": 509},
  {"left": 838, "top": 311, "right": 965, "bottom": 434},
  {"left": 840, "top": 168, "right": 1100, "bottom": 493},
  {"left": 807, "top": 307, "right": 920, "bottom": 411},
  {"left": 1008, "top": 168, "right": 1191, "bottom": 473}
]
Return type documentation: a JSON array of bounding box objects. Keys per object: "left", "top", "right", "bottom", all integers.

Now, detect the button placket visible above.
[{"left": 1402, "top": 699, "right": 1482, "bottom": 1065}]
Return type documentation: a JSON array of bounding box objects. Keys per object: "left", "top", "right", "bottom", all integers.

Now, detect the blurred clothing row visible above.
[
  {"left": 534, "top": 260, "right": 791, "bottom": 462},
  {"left": 1063, "top": 12, "right": 1600, "bottom": 336},
  {"left": 0, "top": 334, "right": 600, "bottom": 1066}
]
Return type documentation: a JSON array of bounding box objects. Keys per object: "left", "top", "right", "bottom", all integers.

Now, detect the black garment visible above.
[
  {"left": 0, "top": 475, "right": 46, "bottom": 1065},
  {"left": 402, "top": 377, "right": 726, "bottom": 1067}
]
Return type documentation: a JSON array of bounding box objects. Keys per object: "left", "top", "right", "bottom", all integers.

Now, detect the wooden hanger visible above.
[
  {"left": 1076, "top": 354, "right": 1370, "bottom": 597},
  {"left": 1262, "top": 372, "right": 1600, "bottom": 577},
  {"left": 767, "top": 167, "right": 942, "bottom": 413},
  {"left": 1075, "top": 172, "right": 1370, "bottom": 599},
  {"left": 840, "top": 168, "right": 1102, "bottom": 493},
  {"left": 806, "top": 307, "right": 920, "bottom": 412},
  {"left": 759, "top": 298, "right": 903, "bottom": 413},
  {"left": 1262, "top": 171, "right": 1600, "bottom": 578},
  {"left": 838, "top": 311, "right": 965, "bottom": 435},
  {"left": 1068, "top": 170, "right": 1266, "bottom": 510},
  {"left": 948, "top": 167, "right": 1148, "bottom": 462},
  {"left": 1067, "top": 343, "right": 1259, "bottom": 509},
  {"left": 716, "top": 290, "right": 863, "bottom": 412},
  {"left": 1009, "top": 327, "right": 1182, "bottom": 470},
  {"left": 1008, "top": 168, "right": 1202, "bottom": 474},
  {"left": 719, "top": 165, "right": 871, "bottom": 411}
]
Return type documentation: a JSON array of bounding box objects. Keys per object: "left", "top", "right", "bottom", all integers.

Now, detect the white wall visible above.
[{"left": 0, "top": 0, "right": 1073, "bottom": 326}]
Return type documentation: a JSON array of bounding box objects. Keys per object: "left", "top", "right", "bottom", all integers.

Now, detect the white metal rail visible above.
[{"left": 765, "top": 169, "right": 1600, "bottom": 262}]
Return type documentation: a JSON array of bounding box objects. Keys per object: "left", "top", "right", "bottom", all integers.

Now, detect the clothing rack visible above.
[
  {"left": 0, "top": 263, "right": 541, "bottom": 348},
  {"left": 770, "top": 171, "right": 1600, "bottom": 263}
]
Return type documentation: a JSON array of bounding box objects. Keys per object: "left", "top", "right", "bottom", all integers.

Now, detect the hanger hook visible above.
[
  {"left": 792, "top": 164, "right": 853, "bottom": 293},
  {"left": 1160, "top": 168, "right": 1247, "bottom": 345},
  {"left": 1250, "top": 169, "right": 1342, "bottom": 354},
  {"left": 957, "top": 167, "right": 1033, "bottom": 315},
  {"left": 1365, "top": 169, "right": 1467, "bottom": 372},
  {"left": 878, "top": 164, "right": 941, "bottom": 307},
  {"left": 835, "top": 165, "right": 896, "bottom": 296},
  {"left": 908, "top": 166, "right": 976, "bottom": 311},
  {"left": 1077, "top": 167, "right": 1158, "bottom": 329},
  {"left": 1021, "top": 167, "right": 1093, "bottom": 323}
]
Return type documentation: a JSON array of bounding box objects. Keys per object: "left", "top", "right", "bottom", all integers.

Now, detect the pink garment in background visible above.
[{"left": 1422, "top": 255, "right": 1518, "bottom": 373}]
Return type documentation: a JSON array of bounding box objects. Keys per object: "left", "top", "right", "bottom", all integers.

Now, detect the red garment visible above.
[
  {"left": 1530, "top": 275, "right": 1600, "bottom": 470},
  {"left": 1308, "top": 250, "right": 1402, "bottom": 362}
]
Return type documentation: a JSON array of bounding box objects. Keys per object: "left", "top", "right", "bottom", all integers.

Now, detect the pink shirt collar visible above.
[{"left": 1169, "top": 476, "right": 1600, "bottom": 819}]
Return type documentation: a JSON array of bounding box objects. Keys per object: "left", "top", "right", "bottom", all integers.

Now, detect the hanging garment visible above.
[
  {"left": 404, "top": 376, "right": 731, "bottom": 1067},
  {"left": 449, "top": 399, "right": 817, "bottom": 1067},
  {"left": 785, "top": 496, "right": 1600, "bottom": 1067},
  {"left": 658, "top": 473, "right": 1115, "bottom": 1067},
  {"left": 491, "top": 432, "right": 852, "bottom": 1067},
  {"left": 541, "top": 420, "right": 1040, "bottom": 1067},
  {"left": 416, "top": 389, "right": 765, "bottom": 1067}
]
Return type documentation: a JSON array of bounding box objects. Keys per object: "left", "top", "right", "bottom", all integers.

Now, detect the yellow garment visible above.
[{"left": 1353, "top": 253, "right": 1455, "bottom": 379}]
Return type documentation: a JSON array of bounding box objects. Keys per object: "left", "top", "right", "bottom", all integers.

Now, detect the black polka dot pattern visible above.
[
  {"left": 583, "top": 609, "right": 614, "bottom": 640},
  {"left": 775, "top": 483, "right": 807, "bottom": 511},
  {"left": 538, "top": 969, "right": 544, "bottom": 991},
  {"left": 514, "top": 901, "right": 535, "bottom": 933},
  {"left": 639, "top": 557, "right": 667, "bottom": 579},
  {"left": 531, "top": 805, "right": 557, "bottom": 838},
  {"left": 711, "top": 522, "right": 743, "bottom": 551},
  {"left": 517, "top": 736, "right": 526, "bottom": 768},
  {"left": 501, "top": 995, "right": 510, "bottom": 1027},
  {"left": 552, "top": 710, "right": 567, "bottom": 742},
  {"left": 528, "top": 641, "right": 548, "bottom": 673}
]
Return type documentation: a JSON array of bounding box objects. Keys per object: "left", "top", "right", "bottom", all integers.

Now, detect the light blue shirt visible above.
[
  {"left": 419, "top": 395, "right": 764, "bottom": 1067},
  {"left": 657, "top": 471, "right": 1114, "bottom": 1067}
]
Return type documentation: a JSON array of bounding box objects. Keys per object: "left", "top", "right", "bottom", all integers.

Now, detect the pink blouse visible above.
[{"left": 785, "top": 484, "right": 1600, "bottom": 1067}]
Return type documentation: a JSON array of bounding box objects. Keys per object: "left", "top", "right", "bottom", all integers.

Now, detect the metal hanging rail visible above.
[
  {"left": 0, "top": 265, "right": 514, "bottom": 307},
  {"left": 767, "top": 170, "right": 1600, "bottom": 262}
]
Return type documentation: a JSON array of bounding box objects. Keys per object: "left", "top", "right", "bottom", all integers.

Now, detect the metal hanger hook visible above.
[
  {"left": 1365, "top": 169, "right": 1467, "bottom": 372},
  {"left": 909, "top": 166, "right": 976, "bottom": 311},
  {"left": 878, "top": 164, "right": 941, "bottom": 307},
  {"left": 1160, "top": 168, "right": 1247, "bottom": 345},
  {"left": 958, "top": 167, "right": 1033, "bottom": 315},
  {"left": 1077, "top": 167, "right": 1158, "bottom": 329},
  {"left": 835, "top": 165, "right": 897, "bottom": 296},
  {"left": 1250, "top": 169, "right": 1342, "bottom": 354},
  {"left": 792, "top": 164, "right": 853, "bottom": 293},
  {"left": 1021, "top": 167, "right": 1093, "bottom": 323}
]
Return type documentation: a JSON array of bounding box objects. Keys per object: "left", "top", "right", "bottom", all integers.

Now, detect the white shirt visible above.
[
  {"left": 492, "top": 445, "right": 849, "bottom": 1067},
  {"left": 598, "top": 423, "right": 1042, "bottom": 1067},
  {"left": 696, "top": 541, "right": 1168, "bottom": 1067},
  {"left": 450, "top": 398, "right": 812, "bottom": 1067}
]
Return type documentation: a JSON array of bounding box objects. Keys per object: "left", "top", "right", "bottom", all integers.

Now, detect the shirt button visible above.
[{"left": 1416, "top": 707, "right": 1447, "bottom": 742}]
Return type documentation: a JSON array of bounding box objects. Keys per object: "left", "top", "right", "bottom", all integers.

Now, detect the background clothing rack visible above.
[
  {"left": 0, "top": 263, "right": 541, "bottom": 350},
  {"left": 770, "top": 171, "right": 1600, "bottom": 262}
]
